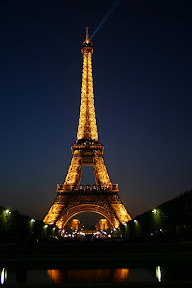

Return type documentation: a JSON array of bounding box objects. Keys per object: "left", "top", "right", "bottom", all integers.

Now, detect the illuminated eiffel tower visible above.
[{"left": 44, "top": 28, "right": 131, "bottom": 228}]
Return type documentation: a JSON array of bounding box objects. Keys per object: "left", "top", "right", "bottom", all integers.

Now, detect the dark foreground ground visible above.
[{"left": 0, "top": 239, "right": 192, "bottom": 287}]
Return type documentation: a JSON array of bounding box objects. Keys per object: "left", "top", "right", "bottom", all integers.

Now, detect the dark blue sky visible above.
[{"left": 1, "top": 0, "right": 192, "bottom": 222}]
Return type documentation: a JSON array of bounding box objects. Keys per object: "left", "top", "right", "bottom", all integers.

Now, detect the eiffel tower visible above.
[{"left": 44, "top": 28, "right": 131, "bottom": 229}]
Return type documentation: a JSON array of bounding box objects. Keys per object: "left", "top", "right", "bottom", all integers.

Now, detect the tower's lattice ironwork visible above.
[{"left": 44, "top": 28, "right": 131, "bottom": 228}]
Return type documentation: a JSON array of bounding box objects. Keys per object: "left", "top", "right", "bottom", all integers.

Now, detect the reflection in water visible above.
[
  {"left": 0, "top": 268, "right": 7, "bottom": 285},
  {"left": 156, "top": 266, "right": 162, "bottom": 282},
  {"left": 16, "top": 269, "right": 27, "bottom": 283},
  {"left": 113, "top": 269, "right": 129, "bottom": 282},
  {"left": 3, "top": 265, "right": 192, "bottom": 285},
  {"left": 47, "top": 268, "right": 129, "bottom": 284}
]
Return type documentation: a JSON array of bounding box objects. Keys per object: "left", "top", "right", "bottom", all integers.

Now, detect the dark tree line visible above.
[
  {"left": 0, "top": 206, "right": 59, "bottom": 243},
  {"left": 125, "top": 189, "right": 192, "bottom": 241}
]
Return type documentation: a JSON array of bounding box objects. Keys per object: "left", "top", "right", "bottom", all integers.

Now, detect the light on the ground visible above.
[
  {"left": 5, "top": 210, "right": 11, "bottom": 214},
  {"left": 1, "top": 268, "right": 7, "bottom": 284},
  {"left": 156, "top": 266, "right": 162, "bottom": 282}
]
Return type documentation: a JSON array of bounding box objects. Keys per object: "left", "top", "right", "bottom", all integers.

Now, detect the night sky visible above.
[{"left": 1, "top": 0, "right": 192, "bottom": 224}]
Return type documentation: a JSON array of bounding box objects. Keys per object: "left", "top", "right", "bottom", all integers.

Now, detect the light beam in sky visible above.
[{"left": 90, "top": 0, "right": 121, "bottom": 40}]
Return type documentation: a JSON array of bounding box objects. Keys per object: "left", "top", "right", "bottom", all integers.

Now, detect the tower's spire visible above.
[{"left": 86, "top": 26, "right": 89, "bottom": 42}]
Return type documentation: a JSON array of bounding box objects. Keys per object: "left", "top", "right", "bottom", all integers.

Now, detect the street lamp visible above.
[{"left": 5, "top": 210, "right": 11, "bottom": 214}]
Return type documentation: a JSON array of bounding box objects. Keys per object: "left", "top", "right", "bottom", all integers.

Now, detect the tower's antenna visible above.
[{"left": 86, "top": 26, "right": 89, "bottom": 42}]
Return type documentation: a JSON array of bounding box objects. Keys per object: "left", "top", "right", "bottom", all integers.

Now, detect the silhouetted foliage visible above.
[
  {"left": 125, "top": 189, "right": 192, "bottom": 241},
  {"left": 0, "top": 207, "right": 60, "bottom": 243}
]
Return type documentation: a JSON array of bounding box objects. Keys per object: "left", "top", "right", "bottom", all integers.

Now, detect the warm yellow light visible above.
[
  {"left": 77, "top": 50, "right": 98, "bottom": 141},
  {"left": 43, "top": 31, "right": 132, "bottom": 229}
]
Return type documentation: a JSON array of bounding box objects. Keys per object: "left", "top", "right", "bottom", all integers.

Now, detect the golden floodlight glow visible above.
[
  {"left": 47, "top": 268, "right": 129, "bottom": 284},
  {"left": 77, "top": 39, "right": 98, "bottom": 141},
  {"left": 43, "top": 28, "right": 132, "bottom": 229}
]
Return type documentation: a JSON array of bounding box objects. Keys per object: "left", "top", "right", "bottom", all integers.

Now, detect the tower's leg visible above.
[
  {"left": 93, "top": 150, "right": 112, "bottom": 186},
  {"left": 64, "top": 150, "right": 83, "bottom": 187},
  {"left": 43, "top": 194, "right": 69, "bottom": 225}
]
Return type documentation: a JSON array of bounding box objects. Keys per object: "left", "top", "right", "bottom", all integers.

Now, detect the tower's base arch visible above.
[
  {"left": 56, "top": 204, "right": 118, "bottom": 229},
  {"left": 44, "top": 187, "right": 132, "bottom": 229}
]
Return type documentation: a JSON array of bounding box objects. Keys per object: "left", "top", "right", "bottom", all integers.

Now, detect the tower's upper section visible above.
[
  {"left": 77, "top": 27, "right": 98, "bottom": 143},
  {"left": 81, "top": 27, "right": 93, "bottom": 55}
]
